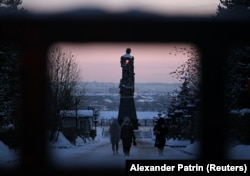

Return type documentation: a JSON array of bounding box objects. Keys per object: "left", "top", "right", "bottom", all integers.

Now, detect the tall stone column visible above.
[{"left": 118, "top": 48, "right": 138, "bottom": 130}]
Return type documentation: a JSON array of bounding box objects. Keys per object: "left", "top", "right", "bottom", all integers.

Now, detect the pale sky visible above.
[
  {"left": 22, "top": 1, "right": 215, "bottom": 83},
  {"left": 22, "top": 0, "right": 220, "bottom": 16},
  {"left": 52, "top": 42, "right": 197, "bottom": 83}
]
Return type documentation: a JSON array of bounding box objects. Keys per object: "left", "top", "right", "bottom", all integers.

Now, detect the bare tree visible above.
[{"left": 47, "top": 45, "right": 80, "bottom": 141}]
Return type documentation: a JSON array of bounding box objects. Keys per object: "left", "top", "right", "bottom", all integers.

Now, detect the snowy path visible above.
[{"left": 50, "top": 137, "right": 197, "bottom": 171}]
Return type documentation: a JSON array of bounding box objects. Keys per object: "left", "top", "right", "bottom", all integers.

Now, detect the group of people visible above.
[
  {"left": 108, "top": 117, "right": 169, "bottom": 156},
  {"left": 109, "top": 117, "right": 136, "bottom": 156}
]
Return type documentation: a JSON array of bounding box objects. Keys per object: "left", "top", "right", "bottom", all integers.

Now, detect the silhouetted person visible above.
[
  {"left": 120, "top": 117, "right": 136, "bottom": 156},
  {"left": 109, "top": 119, "right": 121, "bottom": 155},
  {"left": 153, "top": 118, "right": 169, "bottom": 156}
]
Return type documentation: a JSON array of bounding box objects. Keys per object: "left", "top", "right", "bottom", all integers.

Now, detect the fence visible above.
[{"left": 99, "top": 119, "right": 156, "bottom": 127}]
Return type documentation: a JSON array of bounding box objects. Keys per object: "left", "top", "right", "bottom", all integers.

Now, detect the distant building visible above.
[{"left": 60, "top": 110, "right": 94, "bottom": 132}]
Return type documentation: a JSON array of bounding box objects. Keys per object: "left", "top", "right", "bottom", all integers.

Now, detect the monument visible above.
[{"left": 118, "top": 48, "right": 138, "bottom": 130}]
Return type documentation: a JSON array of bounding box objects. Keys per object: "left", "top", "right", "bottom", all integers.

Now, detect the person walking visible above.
[
  {"left": 109, "top": 119, "right": 121, "bottom": 155},
  {"left": 153, "top": 117, "right": 169, "bottom": 156},
  {"left": 120, "top": 117, "right": 136, "bottom": 156}
]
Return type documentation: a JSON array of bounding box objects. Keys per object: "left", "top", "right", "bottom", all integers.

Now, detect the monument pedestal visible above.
[{"left": 118, "top": 96, "right": 138, "bottom": 130}]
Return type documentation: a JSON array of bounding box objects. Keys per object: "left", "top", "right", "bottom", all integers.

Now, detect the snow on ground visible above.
[
  {"left": 1, "top": 126, "right": 250, "bottom": 170},
  {"left": 0, "top": 141, "right": 18, "bottom": 163},
  {"left": 227, "top": 145, "right": 250, "bottom": 159},
  {"left": 48, "top": 127, "right": 199, "bottom": 170}
]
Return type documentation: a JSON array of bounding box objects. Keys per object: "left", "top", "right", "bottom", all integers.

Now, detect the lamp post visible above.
[
  {"left": 93, "top": 110, "right": 98, "bottom": 131},
  {"left": 74, "top": 98, "right": 80, "bottom": 146},
  {"left": 186, "top": 103, "right": 197, "bottom": 144}
]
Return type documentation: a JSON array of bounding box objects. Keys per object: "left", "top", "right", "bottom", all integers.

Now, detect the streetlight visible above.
[
  {"left": 74, "top": 98, "right": 80, "bottom": 146},
  {"left": 93, "top": 110, "right": 98, "bottom": 131},
  {"left": 186, "top": 103, "right": 197, "bottom": 144}
]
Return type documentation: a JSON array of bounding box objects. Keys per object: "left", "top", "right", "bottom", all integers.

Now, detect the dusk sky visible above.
[
  {"left": 22, "top": 1, "right": 217, "bottom": 83},
  {"left": 52, "top": 43, "right": 198, "bottom": 83}
]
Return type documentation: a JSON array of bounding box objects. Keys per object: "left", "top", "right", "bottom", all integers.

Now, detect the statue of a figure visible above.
[{"left": 119, "top": 48, "right": 135, "bottom": 96}]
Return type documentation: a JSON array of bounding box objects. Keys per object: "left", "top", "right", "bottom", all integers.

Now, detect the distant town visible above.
[{"left": 74, "top": 82, "right": 181, "bottom": 112}]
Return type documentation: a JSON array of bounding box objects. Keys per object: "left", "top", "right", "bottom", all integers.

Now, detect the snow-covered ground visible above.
[{"left": 1, "top": 126, "right": 250, "bottom": 171}]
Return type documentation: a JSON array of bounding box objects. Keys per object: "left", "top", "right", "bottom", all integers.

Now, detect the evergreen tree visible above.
[
  {"left": 167, "top": 46, "right": 201, "bottom": 142},
  {"left": 216, "top": 0, "right": 250, "bottom": 18},
  {"left": 0, "top": 0, "right": 27, "bottom": 14},
  {"left": 225, "top": 47, "right": 250, "bottom": 111},
  {"left": 0, "top": 0, "right": 26, "bottom": 148},
  {"left": 0, "top": 42, "right": 23, "bottom": 149},
  {"left": 225, "top": 46, "right": 250, "bottom": 144},
  {"left": 0, "top": 42, "right": 23, "bottom": 128}
]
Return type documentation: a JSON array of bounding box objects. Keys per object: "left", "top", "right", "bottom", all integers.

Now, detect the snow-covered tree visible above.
[
  {"left": 216, "top": 0, "right": 250, "bottom": 18},
  {"left": 224, "top": 46, "right": 250, "bottom": 111},
  {"left": 167, "top": 45, "right": 201, "bottom": 142},
  {"left": 0, "top": 42, "right": 23, "bottom": 149},
  {"left": 225, "top": 46, "right": 250, "bottom": 144},
  {"left": 0, "top": 0, "right": 27, "bottom": 14},
  {"left": 0, "top": 42, "right": 23, "bottom": 128}
]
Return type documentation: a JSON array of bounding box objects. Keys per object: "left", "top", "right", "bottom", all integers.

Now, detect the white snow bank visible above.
[
  {"left": 0, "top": 141, "right": 18, "bottom": 163},
  {"left": 182, "top": 141, "right": 200, "bottom": 156},
  {"left": 166, "top": 138, "right": 191, "bottom": 147},
  {"left": 227, "top": 145, "right": 250, "bottom": 159}
]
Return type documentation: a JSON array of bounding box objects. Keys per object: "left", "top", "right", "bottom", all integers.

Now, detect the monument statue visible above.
[{"left": 118, "top": 48, "right": 138, "bottom": 130}]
